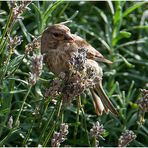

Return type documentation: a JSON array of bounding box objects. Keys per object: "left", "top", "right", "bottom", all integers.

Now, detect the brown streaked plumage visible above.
[{"left": 41, "top": 24, "right": 118, "bottom": 116}]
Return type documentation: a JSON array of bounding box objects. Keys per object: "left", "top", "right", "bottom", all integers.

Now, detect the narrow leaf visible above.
[
  {"left": 123, "top": 2, "right": 146, "bottom": 17},
  {"left": 112, "top": 31, "right": 131, "bottom": 46}
]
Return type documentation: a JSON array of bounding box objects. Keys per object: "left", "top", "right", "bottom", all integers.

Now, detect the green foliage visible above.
[{"left": 0, "top": 1, "right": 148, "bottom": 147}]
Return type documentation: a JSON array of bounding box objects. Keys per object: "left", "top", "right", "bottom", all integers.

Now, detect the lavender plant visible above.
[{"left": 0, "top": 1, "right": 147, "bottom": 147}]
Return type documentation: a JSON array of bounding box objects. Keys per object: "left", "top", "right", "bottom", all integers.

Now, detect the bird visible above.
[{"left": 41, "top": 23, "right": 118, "bottom": 116}]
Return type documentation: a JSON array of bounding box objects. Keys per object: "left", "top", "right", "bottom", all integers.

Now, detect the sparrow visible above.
[{"left": 41, "top": 24, "right": 118, "bottom": 116}]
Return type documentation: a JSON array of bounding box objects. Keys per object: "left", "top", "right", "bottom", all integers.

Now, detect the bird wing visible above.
[
  {"left": 94, "top": 82, "right": 118, "bottom": 116},
  {"left": 86, "top": 59, "right": 118, "bottom": 116},
  {"left": 72, "top": 34, "right": 112, "bottom": 64}
]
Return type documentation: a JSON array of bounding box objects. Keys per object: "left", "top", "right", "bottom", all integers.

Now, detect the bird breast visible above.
[{"left": 45, "top": 42, "right": 77, "bottom": 75}]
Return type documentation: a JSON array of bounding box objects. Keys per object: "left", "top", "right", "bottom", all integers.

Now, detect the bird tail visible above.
[
  {"left": 96, "top": 57, "right": 113, "bottom": 64},
  {"left": 90, "top": 88, "right": 109, "bottom": 115},
  {"left": 90, "top": 83, "right": 118, "bottom": 116}
]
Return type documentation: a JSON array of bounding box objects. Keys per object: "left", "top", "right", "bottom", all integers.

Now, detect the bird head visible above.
[{"left": 45, "top": 24, "right": 74, "bottom": 42}]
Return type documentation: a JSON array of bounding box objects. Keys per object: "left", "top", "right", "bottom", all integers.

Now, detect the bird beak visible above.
[{"left": 65, "top": 33, "right": 74, "bottom": 42}]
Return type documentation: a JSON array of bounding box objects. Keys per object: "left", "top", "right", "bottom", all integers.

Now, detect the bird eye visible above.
[{"left": 53, "top": 32, "right": 62, "bottom": 37}]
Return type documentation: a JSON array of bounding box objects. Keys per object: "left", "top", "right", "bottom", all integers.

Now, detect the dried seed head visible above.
[
  {"left": 140, "top": 89, "right": 148, "bottom": 95},
  {"left": 137, "top": 97, "right": 148, "bottom": 112},
  {"left": 31, "top": 54, "right": 43, "bottom": 76},
  {"left": 90, "top": 121, "right": 105, "bottom": 138},
  {"left": 11, "top": 1, "right": 31, "bottom": 20},
  {"left": 45, "top": 78, "right": 62, "bottom": 98},
  {"left": 7, "top": 116, "right": 13, "bottom": 129},
  {"left": 32, "top": 106, "right": 40, "bottom": 116},
  {"left": 118, "top": 130, "right": 137, "bottom": 147},
  {"left": 8, "top": 35, "right": 22, "bottom": 50},
  {"left": 90, "top": 121, "right": 105, "bottom": 147},
  {"left": 10, "top": 0, "right": 17, "bottom": 8},
  {"left": 70, "top": 48, "right": 87, "bottom": 71},
  {"left": 51, "top": 123, "right": 69, "bottom": 147},
  {"left": 62, "top": 48, "right": 98, "bottom": 104},
  {"left": 61, "top": 48, "right": 87, "bottom": 104},
  {"left": 38, "top": 144, "right": 42, "bottom": 148},
  {"left": 28, "top": 73, "right": 37, "bottom": 85},
  {"left": 137, "top": 89, "right": 148, "bottom": 112},
  {"left": 86, "top": 65, "right": 96, "bottom": 79},
  {"left": 62, "top": 72, "right": 85, "bottom": 104},
  {"left": 25, "top": 38, "right": 41, "bottom": 55},
  {"left": 58, "top": 72, "right": 66, "bottom": 79},
  {"left": 45, "top": 48, "right": 100, "bottom": 106},
  {"left": 29, "top": 54, "right": 43, "bottom": 85}
]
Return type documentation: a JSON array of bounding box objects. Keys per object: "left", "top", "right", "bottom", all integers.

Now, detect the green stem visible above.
[
  {"left": 0, "top": 47, "right": 14, "bottom": 83},
  {"left": 0, "top": 82, "right": 32, "bottom": 146},
  {"left": 5, "top": 55, "right": 26, "bottom": 79},
  {"left": 14, "top": 85, "right": 32, "bottom": 127},
  {"left": 80, "top": 101, "right": 91, "bottom": 146},
  {"left": 0, "top": 128, "right": 18, "bottom": 146},
  {"left": 0, "top": 9, "right": 13, "bottom": 53},
  {"left": 0, "top": 18, "right": 15, "bottom": 84},
  {"left": 38, "top": 107, "right": 56, "bottom": 144},
  {"left": 42, "top": 121, "right": 56, "bottom": 147},
  {"left": 0, "top": 78, "right": 15, "bottom": 136},
  {"left": 73, "top": 96, "right": 81, "bottom": 141},
  {"left": 22, "top": 119, "right": 35, "bottom": 146},
  {"left": 42, "top": 99, "right": 62, "bottom": 147},
  {"left": 92, "top": 137, "right": 98, "bottom": 147}
]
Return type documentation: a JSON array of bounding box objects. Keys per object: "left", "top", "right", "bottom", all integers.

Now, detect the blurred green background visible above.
[{"left": 0, "top": 1, "right": 148, "bottom": 147}]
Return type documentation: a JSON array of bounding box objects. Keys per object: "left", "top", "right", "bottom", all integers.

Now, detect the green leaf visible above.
[
  {"left": 113, "top": 1, "right": 122, "bottom": 38},
  {"left": 106, "top": 0, "right": 114, "bottom": 15},
  {"left": 117, "top": 54, "right": 135, "bottom": 68},
  {"left": 42, "top": 0, "right": 64, "bottom": 32},
  {"left": 112, "top": 31, "right": 131, "bottom": 46},
  {"left": 125, "top": 25, "right": 148, "bottom": 31},
  {"left": 127, "top": 81, "right": 135, "bottom": 101},
  {"left": 0, "top": 108, "right": 10, "bottom": 116},
  {"left": 0, "top": 10, "right": 7, "bottom": 15},
  {"left": 123, "top": 2, "right": 146, "bottom": 17},
  {"left": 128, "top": 59, "right": 148, "bottom": 66},
  {"left": 8, "top": 78, "right": 28, "bottom": 85},
  {"left": 114, "top": 1, "right": 122, "bottom": 25},
  {"left": 0, "top": 78, "right": 14, "bottom": 136},
  {"left": 117, "top": 72, "right": 148, "bottom": 82},
  {"left": 7, "top": 55, "right": 24, "bottom": 76},
  {"left": 141, "top": 125, "right": 148, "bottom": 135},
  {"left": 74, "top": 24, "right": 111, "bottom": 52},
  {"left": 43, "top": 1, "right": 63, "bottom": 20},
  {"left": 18, "top": 19, "right": 31, "bottom": 42},
  {"left": 93, "top": 6, "right": 108, "bottom": 23},
  {"left": 115, "top": 37, "right": 148, "bottom": 50},
  {"left": 9, "top": 89, "right": 27, "bottom": 94},
  {"left": 31, "top": 3, "right": 42, "bottom": 34}
]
